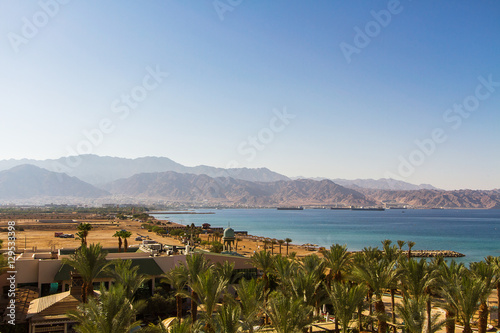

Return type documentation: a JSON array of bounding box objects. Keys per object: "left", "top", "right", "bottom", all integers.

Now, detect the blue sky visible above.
[{"left": 0, "top": 1, "right": 499, "bottom": 190}]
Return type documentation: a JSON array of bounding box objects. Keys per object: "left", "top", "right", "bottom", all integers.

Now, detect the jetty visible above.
[
  {"left": 350, "top": 250, "right": 465, "bottom": 258},
  {"left": 409, "top": 250, "right": 465, "bottom": 258}
]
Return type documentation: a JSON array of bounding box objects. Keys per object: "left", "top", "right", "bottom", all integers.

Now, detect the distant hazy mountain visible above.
[
  {"left": 293, "top": 177, "right": 439, "bottom": 191},
  {"left": 103, "top": 172, "right": 374, "bottom": 206},
  {"left": 332, "top": 178, "right": 440, "bottom": 191},
  {"left": 0, "top": 165, "right": 109, "bottom": 200},
  {"left": 360, "top": 188, "right": 500, "bottom": 209},
  {"left": 0, "top": 155, "right": 290, "bottom": 185},
  {"left": 1, "top": 164, "right": 498, "bottom": 208}
]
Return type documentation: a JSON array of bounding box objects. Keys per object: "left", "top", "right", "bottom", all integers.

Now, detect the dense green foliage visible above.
[{"left": 65, "top": 240, "right": 500, "bottom": 333}]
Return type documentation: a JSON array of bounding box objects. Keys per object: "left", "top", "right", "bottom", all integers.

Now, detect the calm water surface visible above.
[{"left": 153, "top": 209, "right": 500, "bottom": 264}]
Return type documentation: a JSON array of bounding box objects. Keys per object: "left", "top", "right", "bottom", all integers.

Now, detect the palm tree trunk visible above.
[
  {"left": 478, "top": 301, "right": 489, "bottom": 333},
  {"left": 497, "top": 283, "right": 500, "bottom": 328},
  {"left": 124, "top": 238, "right": 128, "bottom": 252},
  {"left": 464, "top": 322, "right": 472, "bottom": 333},
  {"left": 83, "top": 282, "right": 93, "bottom": 303},
  {"left": 391, "top": 289, "right": 396, "bottom": 333},
  {"left": 427, "top": 297, "right": 432, "bottom": 333},
  {"left": 176, "top": 295, "right": 183, "bottom": 320},
  {"left": 375, "top": 299, "right": 387, "bottom": 333},
  {"left": 368, "top": 291, "right": 373, "bottom": 331},
  {"left": 191, "top": 290, "right": 198, "bottom": 323},
  {"left": 446, "top": 309, "right": 455, "bottom": 333}
]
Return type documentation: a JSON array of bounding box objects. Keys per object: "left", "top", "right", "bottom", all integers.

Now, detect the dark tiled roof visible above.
[{"left": 54, "top": 258, "right": 164, "bottom": 281}]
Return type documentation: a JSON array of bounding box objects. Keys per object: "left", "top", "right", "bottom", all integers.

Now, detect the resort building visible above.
[{"left": 1, "top": 248, "right": 255, "bottom": 331}]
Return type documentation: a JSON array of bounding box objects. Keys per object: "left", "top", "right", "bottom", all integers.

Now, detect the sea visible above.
[{"left": 152, "top": 209, "right": 500, "bottom": 264}]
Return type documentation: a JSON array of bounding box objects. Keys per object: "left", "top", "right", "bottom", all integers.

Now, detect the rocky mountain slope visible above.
[
  {"left": 102, "top": 172, "right": 374, "bottom": 206},
  {"left": 0, "top": 165, "right": 109, "bottom": 200},
  {"left": 360, "top": 188, "right": 500, "bottom": 209}
]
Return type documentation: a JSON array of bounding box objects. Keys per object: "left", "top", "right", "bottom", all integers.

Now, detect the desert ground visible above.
[{"left": 0, "top": 215, "right": 314, "bottom": 257}]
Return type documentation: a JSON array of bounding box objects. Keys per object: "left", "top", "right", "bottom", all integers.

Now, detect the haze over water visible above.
[{"left": 154, "top": 209, "right": 500, "bottom": 264}]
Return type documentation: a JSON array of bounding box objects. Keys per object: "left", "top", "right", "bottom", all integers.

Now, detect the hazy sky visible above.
[{"left": 1, "top": 1, "right": 499, "bottom": 190}]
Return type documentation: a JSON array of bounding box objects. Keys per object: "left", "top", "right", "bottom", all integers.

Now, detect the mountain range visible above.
[
  {"left": 0, "top": 155, "right": 498, "bottom": 208},
  {"left": 0, "top": 155, "right": 289, "bottom": 185}
]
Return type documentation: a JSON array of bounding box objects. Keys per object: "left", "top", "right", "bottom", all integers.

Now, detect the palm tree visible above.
[
  {"left": 215, "top": 260, "right": 241, "bottom": 285},
  {"left": 271, "top": 239, "right": 277, "bottom": 255},
  {"left": 407, "top": 241, "right": 416, "bottom": 259},
  {"left": 273, "top": 254, "right": 298, "bottom": 293},
  {"left": 277, "top": 239, "right": 285, "bottom": 255},
  {"left": 470, "top": 261, "right": 498, "bottom": 333},
  {"left": 234, "top": 277, "right": 267, "bottom": 333},
  {"left": 400, "top": 258, "right": 437, "bottom": 332},
  {"left": 382, "top": 240, "right": 402, "bottom": 333},
  {"left": 397, "top": 240, "right": 406, "bottom": 252},
  {"left": 105, "top": 259, "right": 146, "bottom": 300},
  {"left": 143, "top": 317, "right": 202, "bottom": 333},
  {"left": 185, "top": 253, "right": 212, "bottom": 323},
  {"left": 396, "top": 296, "right": 446, "bottom": 333},
  {"left": 214, "top": 302, "right": 242, "bottom": 333},
  {"left": 435, "top": 259, "right": 464, "bottom": 333},
  {"left": 251, "top": 250, "right": 274, "bottom": 324},
  {"left": 120, "top": 230, "right": 132, "bottom": 252},
  {"left": 68, "top": 284, "right": 141, "bottom": 333},
  {"left": 113, "top": 231, "right": 123, "bottom": 252},
  {"left": 325, "top": 281, "right": 367, "bottom": 333},
  {"left": 263, "top": 239, "right": 270, "bottom": 253},
  {"left": 291, "top": 268, "right": 324, "bottom": 331},
  {"left": 440, "top": 269, "right": 486, "bottom": 333},
  {"left": 76, "top": 223, "right": 93, "bottom": 246},
  {"left": 485, "top": 256, "right": 500, "bottom": 328},
  {"left": 169, "top": 318, "right": 203, "bottom": 333},
  {"left": 352, "top": 257, "right": 399, "bottom": 333},
  {"left": 285, "top": 238, "right": 292, "bottom": 256},
  {"left": 299, "top": 254, "right": 326, "bottom": 316},
  {"left": 322, "top": 243, "right": 352, "bottom": 285},
  {"left": 62, "top": 243, "right": 111, "bottom": 303},
  {"left": 265, "top": 291, "right": 313, "bottom": 333},
  {"left": 189, "top": 268, "right": 229, "bottom": 332},
  {"left": 162, "top": 264, "right": 189, "bottom": 320}
]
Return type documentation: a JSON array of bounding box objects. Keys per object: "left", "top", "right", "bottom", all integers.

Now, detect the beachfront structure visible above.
[
  {"left": 222, "top": 227, "right": 235, "bottom": 252},
  {"left": 0, "top": 249, "right": 255, "bottom": 330},
  {"left": 1, "top": 249, "right": 254, "bottom": 298}
]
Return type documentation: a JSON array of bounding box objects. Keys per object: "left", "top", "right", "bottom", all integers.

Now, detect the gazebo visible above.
[{"left": 222, "top": 227, "right": 235, "bottom": 252}]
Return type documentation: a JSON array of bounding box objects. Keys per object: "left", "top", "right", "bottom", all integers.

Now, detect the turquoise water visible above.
[{"left": 152, "top": 209, "right": 500, "bottom": 264}]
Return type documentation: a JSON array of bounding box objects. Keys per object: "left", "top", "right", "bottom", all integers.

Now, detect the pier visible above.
[
  {"left": 409, "top": 250, "right": 465, "bottom": 258},
  {"left": 349, "top": 249, "right": 466, "bottom": 258}
]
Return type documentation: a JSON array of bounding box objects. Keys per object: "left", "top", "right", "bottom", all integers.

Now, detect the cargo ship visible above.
[
  {"left": 277, "top": 206, "right": 304, "bottom": 210},
  {"left": 351, "top": 207, "right": 385, "bottom": 211}
]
